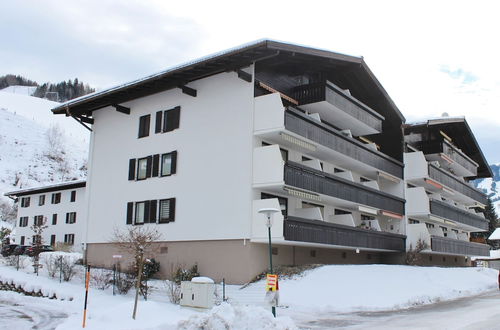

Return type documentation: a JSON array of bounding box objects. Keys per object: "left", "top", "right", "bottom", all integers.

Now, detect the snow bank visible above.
[
  {"left": 39, "top": 251, "right": 83, "bottom": 265},
  {"left": 274, "top": 265, "right": 499, "bottom": 312},
  {"left": 0, "top": 264, "right": 76, "bottom": 300},
  {"left": 178, "top": 303, "right": 297, "bottom": 330}
]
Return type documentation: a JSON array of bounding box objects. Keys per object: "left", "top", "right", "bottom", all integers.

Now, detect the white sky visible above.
[{"left": 1, "top": 0, "right": 499, "bottom": 163}]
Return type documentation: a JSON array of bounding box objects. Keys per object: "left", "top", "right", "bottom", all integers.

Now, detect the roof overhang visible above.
[
  {"left": 4, "top": 180, "right": 86, "bottom": 198},
  {"left": 51, "top": 39, "right": 404, "bottom": 123}
]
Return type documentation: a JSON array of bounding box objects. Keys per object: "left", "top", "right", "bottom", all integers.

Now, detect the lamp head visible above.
[{"left": 258, "top": 207, "right": 280, "bottom": 228}]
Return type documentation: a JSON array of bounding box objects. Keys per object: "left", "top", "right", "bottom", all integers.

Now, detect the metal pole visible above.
[
  {"left": 59, "top": 257, "right": 63, "bottom": 283},
  {"left": 267, "top": 224, "right": 276, "bottom": 317},
  {"left": 113, "top": 264, "right": 116, "bottom": 296},
  {"left": 82, "top": 265, "right": 90, "bottom": 328},
  {"left": 222, "top": 278, "right": 226, "bottom": 302}
]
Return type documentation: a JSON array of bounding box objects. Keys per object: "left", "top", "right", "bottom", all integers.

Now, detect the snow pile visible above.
[
  {"left": 0, "top": 265, "right": 76, "bottom": 300},
  {"left": 270, "top": 265, "right": 498, "bottom": 313},
  {"left": 178, "top": 303, "right": 297, "bottom": 330},
  {"left": 1, "top": 85, "right": 37, "bottom": 96}
]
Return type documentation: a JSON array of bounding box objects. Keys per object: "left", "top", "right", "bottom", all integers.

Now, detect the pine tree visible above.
[{"left": 485, "top": 197, "right": 499, "bottom": 235}]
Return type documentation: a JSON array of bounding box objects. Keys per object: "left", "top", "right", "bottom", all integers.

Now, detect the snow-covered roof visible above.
[
  {"left": 489, "top": 228, "right": 500, "bottom": 240},
  {"left": 51, "top": 39, "right": 405, "bottom": 123},
  {"left": 4, "top": 180, "right": 86, "bottom": 198}
]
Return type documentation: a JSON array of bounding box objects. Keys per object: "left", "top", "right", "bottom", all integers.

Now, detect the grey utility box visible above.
[{"left": 180, "top": 277, "right": 215, "bottom": 308}]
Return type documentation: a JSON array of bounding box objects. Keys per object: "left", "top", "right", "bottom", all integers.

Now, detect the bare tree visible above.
[
  {"left": 111, "top": 226, "right": 161, "bottom": 319},
  {"left": 45, "top": 124, "right": 65, "bottom": 160},
  {"left": 30, "top": 217, "right": 48, "bottom": 275},
  {"left": 405, "top": 239, "right": 429, "bottom": 265}
]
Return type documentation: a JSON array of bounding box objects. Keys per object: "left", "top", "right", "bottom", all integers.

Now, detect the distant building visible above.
[
  {"left": 5, "top": 180, "right": 86, "bottom": 251},
  {"left": 404, "top": 118, "right": 492, "bottom": 263}
]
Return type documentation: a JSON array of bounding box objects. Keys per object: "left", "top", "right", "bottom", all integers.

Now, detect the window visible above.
[
  {"left": 261, "top": 193, "right": 287, "bottom": 216},
  {"left": 129, "top": 152, "right": 176, "bottom": 180},
  {"left": 409, "top": 219, "right": 420, "bottom": 224},
  {"left": 39, "top": 195, "right": 45, "bottom": 206},
  {"left": 159, "top": 198, "right": 176, "bottom": 223},
  {"left": 51, "top": 193, "right": 61, "bottom": 204},
  {"left": 126, "top": 198, "right": 174, "bottom": 225},
  {"left": 34, "top": 215, "right": 44, "bottom": 226},
  {"left": 138, "top": 114, "right": 151, "bottom": 138},
  {"left": 64, "top": 234, "right": 75, "bottom": 245},
  {"left": 136, "top": 157, "right": 149, "bottom": 180},
  {"left": 52, "top": 214, "right": 57, "bottom": 225},
  {"left": 70, "top": 191, "right": 76, "bottom": 202},
  {"left": 155, "top": 106, "right": 181, "bottom": 134},
  {"left": 50, "top": 235, "right": 56, "bottom": 246},
  {"left": 20, "top": 236, "right": 25, "bottom": 245},
  {"left": 19, "top": 216, "right": 28, "bottom": 227},
  {"left": 335, "top": 208, "right": 351, "bottom": 215},
  {"left": 135, "top": 201, "right": 146, "bottom": 224},
  {"left": 20, "top": 197, "right": 30, "bottom": 208},
  {"left": 33, "top": 235, "right": 42, "bottom": 245},
  {"left": 161, "top": 152, "right": 177, "bottom": 176},
  {"left": 66, "top": 212, "right": 76, "bottom": 224}
]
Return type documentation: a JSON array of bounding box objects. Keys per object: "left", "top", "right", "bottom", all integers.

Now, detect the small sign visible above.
[
  {"left": 112, "top": 255, "right": 122, "bottom": 259},
  {"left": 266, "top": 274, "right": 278, "bottom": 292}
]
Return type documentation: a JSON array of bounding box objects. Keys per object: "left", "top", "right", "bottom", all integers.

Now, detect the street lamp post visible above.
[{"left": 258, "top": 207, "right": 280, "bottom": 318}]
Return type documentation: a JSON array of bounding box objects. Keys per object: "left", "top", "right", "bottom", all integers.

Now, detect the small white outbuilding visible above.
[{"left": 180, "top": 277, "right": 215, "bottom": 309}]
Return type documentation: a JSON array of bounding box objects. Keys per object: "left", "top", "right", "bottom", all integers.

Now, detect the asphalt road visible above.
[{"left": 296, "top": 291, "right": 500, "bottom": 330}]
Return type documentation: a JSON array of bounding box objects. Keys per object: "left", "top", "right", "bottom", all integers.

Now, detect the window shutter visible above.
[
  {"left": 172, "top": 106, "right": 180, "bottom": 130},
  {"left": 66, "top": 213, "right": 69, "bottom": 224},
  {"left": 155, "top": 111, "right": 163, "bottom": 133},
  {"left": 144, "top": 200, "right": 150, "bottom": 223},
  {"left": 170, "top": 198, "right": 176, "bottom": 222},
  {"left": 152, "top": 154, "right": 160, "bottom": 177},
  {"left": 171, "top": 151, "right": 177, "bottom": 174},
  {"left": 150, "top": 200, "right": 157, "bottom": 223},
  {"left": 74, "top": 213, "right": 77, "bottom": 223},
  {"left": 126, "top": 202, "right": 133, "bottom": 224},
  {"left": 146, "top": 156, "right": 153, "bottom": 178},
  {"left": 128, "top": 159, "right": 136, "bottom": 180}
]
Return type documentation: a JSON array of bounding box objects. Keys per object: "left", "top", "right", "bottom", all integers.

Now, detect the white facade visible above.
[
  {"left": 6, "top": 181, "right": 86, "bottom": 251},
  {"left": 85, "top": 69, "right": 256, "bottom": 244}
]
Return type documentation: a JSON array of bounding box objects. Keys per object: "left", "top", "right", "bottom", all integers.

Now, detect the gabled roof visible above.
[
  {"left": 4, "top": 180, "right": 86, "bottom": 198},
  {"left": 405, "top": 117, "right": 492, "bottom": 178},
  {"left": 51, "top": 39, "right": 404, "bottom": 122}
]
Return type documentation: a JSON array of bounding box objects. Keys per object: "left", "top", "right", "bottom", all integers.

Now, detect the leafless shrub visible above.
[
  {"left": 405, "top": 239, "right": 429, "bottom": 265},
  {"left": 90, "top": 268, "right": 114, "bottom": 290},
  {"left": 43, "top": 254, "right": 60, "bottom": 278},
  {"left": 61, "top": 257, "right": 77, "bottom": 281}
]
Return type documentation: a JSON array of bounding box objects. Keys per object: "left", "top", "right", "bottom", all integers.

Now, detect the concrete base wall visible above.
[{"left": 86, "top": 240, "right": 399, "bottom": 284}]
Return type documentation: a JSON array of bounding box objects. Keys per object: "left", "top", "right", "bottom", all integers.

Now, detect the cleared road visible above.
[
  {"left": 297, "top": 291, "right": 500, "bottom": 330},
  {"left": 0, "top": 294, "right": 67, "bottom": 330}
]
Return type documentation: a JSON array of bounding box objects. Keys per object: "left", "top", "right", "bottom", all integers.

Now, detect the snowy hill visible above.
[
  {"left": 0, "top": 92, "right": 89, "bottom": 221},
  {"left": 1, "top": 85, "right": 37, "bottom": 96},
  {"left": 474, "top": 164, "right": 500, "bottom": 213}
]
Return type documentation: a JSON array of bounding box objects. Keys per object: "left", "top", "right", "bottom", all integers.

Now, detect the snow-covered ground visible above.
[{"left": 0, "top": 256, "right": 498, "bottom": 330}]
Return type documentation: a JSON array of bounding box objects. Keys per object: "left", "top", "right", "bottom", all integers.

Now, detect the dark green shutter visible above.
[
  {"left": 152, "top": 154, "right": 160, "bottom": 177},
  {"left": 146, "top": 156, "right": 152, "bottom": 178},
  {"left": 171, "top": 151, "right": 177, "bottom": 174},
  {"left": 150, "top": 200, "right": 157, "bottom": 223},
  {"left": 155, "top": 111, "right": 162, "bottom": 133},
  {"left": 126, "top": 202, "right": 133, "bottom": 224},
  {"left": 128, "top": 159, "right": 136, "bottom": 180}
]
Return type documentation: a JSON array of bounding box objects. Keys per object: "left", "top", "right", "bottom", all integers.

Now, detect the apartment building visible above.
[
  {"left": 404, "top": 118, "right": 491, "bottom": 264},
  {"left": 5, "top": 180, "right": 86, "bottom": 251},
  {"left": 50, "top": 40, "right": 411, "bottom": 283}
]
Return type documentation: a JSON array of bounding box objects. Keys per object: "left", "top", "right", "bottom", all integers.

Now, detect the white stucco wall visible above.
[
  {"left": 85, "top": 68, "right": 255, "bottom": 243},
  {"left": 13, "top": 186, "right": 87, "bottom": 251}
]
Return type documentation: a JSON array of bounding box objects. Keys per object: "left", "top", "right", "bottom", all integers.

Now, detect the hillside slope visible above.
[
  {"left": 0, "top": 92, "right": 89, "bottom": 222},
  {"left": 475, "top": 164, "right": 500, "bottom": 213}
]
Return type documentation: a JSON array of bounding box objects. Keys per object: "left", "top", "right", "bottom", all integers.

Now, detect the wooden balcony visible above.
[
  {"left": 431, "top": 236, "right": 490, "bottom": 256},
  {"left": 284, "top": 217, "right": 406, "bottom": 252},
  {"left": 418, "top": 140, "right": 478, "bottom": 177},
  {"left": 430, "top": 199, "right": 489, "bottom": 231},
  {"left": 428, "top": 164, "right": 487, "bottom": 205},
  {"left": 284, "top": 162, "right": 405, "bottom": 215},
  {"left": 285, "top": 109, "right": 403, "bottom": 178},
  {"left": 291, "top": 81, "right": 383, "bottom": 136}
]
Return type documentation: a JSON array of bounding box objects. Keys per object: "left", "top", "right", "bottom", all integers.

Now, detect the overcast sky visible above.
[{"left": 1, "top": 0, "right": 499, "bottom": 163}]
